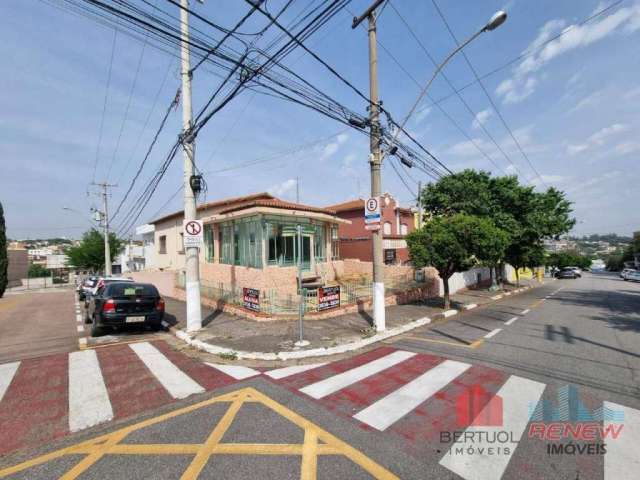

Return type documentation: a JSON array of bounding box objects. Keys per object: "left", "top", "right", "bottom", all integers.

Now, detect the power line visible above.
[
  {"left": 92, "top": 26, "right": 118, "bottom": 183},
  {"left": 430, "top": 0, "right": 547, "bottom": 187}
]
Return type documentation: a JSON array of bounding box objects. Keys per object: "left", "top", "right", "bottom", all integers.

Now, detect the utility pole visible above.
[
  {"left": 353, "top": 0, "right": 386, "bottom": 332},
  {"left": 179, "top": 0, "right": 202, "bottom": 332},
  {"left": 416, "top": 180, "right": 423, "bottom": 229},
  {"left": 91, "top": 182, "right": 116, "bottom": 275}
]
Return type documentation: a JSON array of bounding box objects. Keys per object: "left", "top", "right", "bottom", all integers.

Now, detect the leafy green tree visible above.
[
  {"left": 406, "top": 214, "right": 501, "bottom": 309},
  {"left": 28, "top": 263, "right": 50, "bottom": 278},
  {"left": 545, "top": 251, "right": 591, "bottom": 270},
  {"left": 65, "top": 229, "right": 123, "bottom": 272},
  {"left": 0, "top": 202, "right": 7, "bottom": 298}
]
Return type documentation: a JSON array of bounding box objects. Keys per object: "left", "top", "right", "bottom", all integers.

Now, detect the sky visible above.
[{"left": 1, "top": 0, "right": 639, "bottom": 239}]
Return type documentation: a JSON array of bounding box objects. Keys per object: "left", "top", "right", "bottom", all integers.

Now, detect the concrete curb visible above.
[
  {"left": 175, "top": 315, "right": 433, "bottom": 361},
  {"left": 171, "top": 281, "right": 543, "bottom": 361}
]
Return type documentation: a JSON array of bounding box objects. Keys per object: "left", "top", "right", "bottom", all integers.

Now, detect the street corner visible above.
[{"left": 0, "top": 386, "right": 401, "bottom": 480}]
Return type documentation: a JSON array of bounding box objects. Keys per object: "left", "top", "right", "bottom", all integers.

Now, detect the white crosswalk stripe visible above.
[
  {"left": 68, "top": 350, "right": 113, "bottom": 432},
  {"left": 439, "top": 375, "right": 546, "bottom": 480},
  {"left": 604, "top": 402, "right": 640, "bottom": 479},
  {"left": 354, "top": 360, "right": 471, "bottom": 431},
  {"left": 0, "top": 362, "right": 20, "bottom": 402},
  {"left": 130, "top": 342, "right": 204, "bottom": 399},
  {"left": 299, "top": 350, "right": 416, "bottom": 399},
  {"left": 205, "top": 363, "right": 260, "bottom": 380},
  {"left": 265, "top": 363, "right": 327, "bottom": 379}
]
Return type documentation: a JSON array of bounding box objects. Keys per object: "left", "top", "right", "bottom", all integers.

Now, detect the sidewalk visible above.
[{"left": 168, "top": 278, "right": 544, "bottom": 360}]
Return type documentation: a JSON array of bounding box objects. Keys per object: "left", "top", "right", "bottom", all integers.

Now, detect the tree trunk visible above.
[
  {"left": 489, "top": 266, "right": 495, "bottom": 284},
  {"left": 443, "top": 276, "right": 451, "bottom": 310},
  {"left": 515, "top": 267, "right": 520, "bottom": 287}
]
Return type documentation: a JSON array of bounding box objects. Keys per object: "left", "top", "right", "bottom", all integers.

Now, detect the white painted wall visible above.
[{"left": 436, "top": 266, "right": 491, "bottom": 295}]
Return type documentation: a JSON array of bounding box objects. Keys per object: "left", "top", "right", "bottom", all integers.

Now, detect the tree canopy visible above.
[
  {"left": 65, "top": 229, "right": 123, "bottom": 272},
  {"left": 406, "top": 213, "right": 506, "bottom": 308}
]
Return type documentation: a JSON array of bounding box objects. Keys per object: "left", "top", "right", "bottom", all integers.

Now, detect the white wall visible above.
[{"left": 436, "top": 266, "right": 491, "bottom": 295}]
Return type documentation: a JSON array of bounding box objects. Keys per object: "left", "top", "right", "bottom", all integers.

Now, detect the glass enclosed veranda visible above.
[{"left": 202, "top": 214, "right": 339, "bottom": 271}]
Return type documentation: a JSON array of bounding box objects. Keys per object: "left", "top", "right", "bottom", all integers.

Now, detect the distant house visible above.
[
  {"left": 7, "top": 248, "right": 28, "bottom": 287},
  {"left": 326, "top": 193, "right": 415, "bottom": 265}
]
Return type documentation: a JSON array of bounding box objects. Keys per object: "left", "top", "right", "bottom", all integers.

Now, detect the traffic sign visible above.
[
  {"left": 183, "top": 220, "right": 203, "bottom": 248},
  {"left": 365, "top": 224, "right": 380, "bottom": 230},
  {"left": 365, "top": 197, "right": 381, "bottom": 224}
]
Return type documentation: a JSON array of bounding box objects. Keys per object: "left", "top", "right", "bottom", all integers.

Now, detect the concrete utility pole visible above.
[
  {"left": 353, "top": 0, "right": 386, "bottom": 332},
  {"left": 179, "top": 0, "right": 202, "bottom": 332},
  {"left": 417, "top": 181, "right": 423, "bottom": 229},
  {"left": 91, "top": 182, "right": 116, "bottom": 276}
]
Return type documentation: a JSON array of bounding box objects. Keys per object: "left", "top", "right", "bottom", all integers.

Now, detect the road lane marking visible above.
[
  {"left": 0, "top": 362, "right": 20, "bottom": 402},
  {"left": 76, "top": 325, "right": 84, "bottom": 333},
  {"left": 504, "top": 317, "right": 518, "bottom": 326},
  {"left": 265, "top": 363, "right": 327, "bottom": 379},
  {"left": 204, "top": 363, "right": 260, "bottom": 380},
  {"left": 353, "top": 360, "right": 471, "bottom": 431},
  {"left": 76, "top": 314, "right": 82, "bottom": 323},
  {"left": 130, "top": 342, "right": 204, "bottom": 399},
  {"left": 604, "top": 402, "right": 640, "bottom": 479},
  {"left": 439, "top": 375, "right": 546, "bottom": 480},
  {"left": 490, "top": 294, "right": 503, "bottom": 300},
  {"left": 442, "top": 309, "right": 458, "bottom": 318},
  {"left": 0, "top": 387, "right": 398, "bottom": 480},
  {"left": 299, "top": 350, "right": 416, "bottom": 399},
  {"left": 463, "top": 303, "right": 478, "bottom": 310},
  {"left": 520, "top": 309, "right": 531, "bottom": 315},
  {"left": 484, "top": 328, "right": 502, "bottom": 339},
  {"left": 68, "top": 350, "right": 113, "bottom": 432},
  {"left": 396, "top": 335, "right": 477, "bottom": 349}
]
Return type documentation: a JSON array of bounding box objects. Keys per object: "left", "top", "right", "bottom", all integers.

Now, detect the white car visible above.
[{"left": 620, "top": 268, "right": 636, "bottom": 280}]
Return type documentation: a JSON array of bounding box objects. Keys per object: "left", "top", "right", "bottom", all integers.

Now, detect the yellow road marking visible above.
[{"left": 0, "top": 387, "right": 398, "bottom": 480}]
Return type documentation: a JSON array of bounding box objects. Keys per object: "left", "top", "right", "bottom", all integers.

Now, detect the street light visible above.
[{"left": 382, "top": 10, "right": 508, "bottom": 163}]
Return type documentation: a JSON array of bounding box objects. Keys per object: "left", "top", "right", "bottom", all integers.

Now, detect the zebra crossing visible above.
[{"left": 1, "top": 341, "right": 638, "bottom": 478}]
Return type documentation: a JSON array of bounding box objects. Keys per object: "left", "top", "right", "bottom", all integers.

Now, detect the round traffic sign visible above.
[
  {"left": 366, "top": 197, "right": 378, "bottom": 212},
  {"left": 185, "top": 221, "right": 201, "bottom": 236}
]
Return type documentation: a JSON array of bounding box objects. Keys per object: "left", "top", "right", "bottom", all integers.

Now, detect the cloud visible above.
[
  {"left": 413, "top": 107, "right": 431, "bottom": 124},
  {"left": 623, "top": 86, "right": 640, "bottom": 99},
  {"left": 614, "top": 141, "right": 640, "bottom": 155},
  {"left": 268, "top": 178, "right": 297, "bottom": 197},
  {"left": 566, "top": 123, "right": 629, "bottom": 155},
  {"left": 496, "top": 4, "right": 640, "bottom": 104},
  {"left": 471, "top": 109, "right": 493, "bottom": 129},
  {"left": 318, "top": 133, "right": 349, "bottom": 161},
  {"left": 567, "top": 89, "right": 606, "bottom": 114},
  {"left": 531, "top": 174, "right": 568, "bottom": 186}
]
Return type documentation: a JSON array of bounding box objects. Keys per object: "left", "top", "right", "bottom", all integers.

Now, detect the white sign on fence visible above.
[{"left": 183, "top": 220, "right": 203, "bottom": 248}]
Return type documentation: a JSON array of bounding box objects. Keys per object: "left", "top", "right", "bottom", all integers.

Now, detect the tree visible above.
[
  {"left": 545, "top": 250, "right": 591, "bottom": 271},
  {"left": 28, "top": 263, "right": 50, "bottom": 278},
  {"left": 65, "top": 229, "right": 123, "bottom": 272},
  {"left": 406, "top": 214, "right": 501, "bottom": 309},
  {"left": 420, "top": 169, "right": 575, "bottom": 285},
  {"left": 0, "top": 202, "right": 7, "bottom": 298}
]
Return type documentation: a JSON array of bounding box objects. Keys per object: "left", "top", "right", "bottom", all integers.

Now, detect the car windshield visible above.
[
  {"left": 84, "top": 279, "right": 97, "bottom": 287},
  {"left": 106, "top": 283, "right": 158, "bottom": 297}
]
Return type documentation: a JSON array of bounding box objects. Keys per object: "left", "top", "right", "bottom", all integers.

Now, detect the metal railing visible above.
[{"left": 176, "top": 272, "right": 423, "bottom": 315}]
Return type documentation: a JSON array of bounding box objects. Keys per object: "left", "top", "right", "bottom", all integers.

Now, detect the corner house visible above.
[{"left": 149, "top": 193, "right": 350, "bottom": 296}]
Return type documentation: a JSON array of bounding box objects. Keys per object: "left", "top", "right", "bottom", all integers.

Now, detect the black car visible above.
[
  {"left": 86, "top": 282, "right": 165, "bottom": 337},
  {"left": 555, "top": 268, "right": 579, "bottom": 279}
]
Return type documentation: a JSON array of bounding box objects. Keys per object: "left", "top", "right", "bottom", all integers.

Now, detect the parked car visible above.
[
  {"left": 86, "top": 282, "right": 165, "bottom": 337},
  {"left": 556, "top": 268, "right": 579, "bottom": 279},
  {"left": 84, "top": 276, "right": 134, "bottom": 310},
  {"left": 566, "top": 266, "right": 582, "bottom": 278},
  {"left": 621, "top": 268, "right": 637, "bottom": 280},
  {"left": 623, "top": 269, "right": 640, "bottom": 282},
  {"left": 77, "top": 276, "right": 98, "bottom": 301}
]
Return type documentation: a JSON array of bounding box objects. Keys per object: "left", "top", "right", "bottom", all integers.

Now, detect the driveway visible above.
[{"left": 0, "top": 289, "right": 78, "bottom": 363}]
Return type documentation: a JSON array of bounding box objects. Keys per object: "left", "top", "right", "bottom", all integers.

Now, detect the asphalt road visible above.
[
  {"left": 1, "top": 272, "right": 638, "bottom": 479},
  {"left": 0, "top": 289, "right": 79, "bottom": 363},
  {"left": 392, "top": 271, "right": 640, "bottom": 409}
]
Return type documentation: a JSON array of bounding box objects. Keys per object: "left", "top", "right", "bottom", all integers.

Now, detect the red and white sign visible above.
[
  {"left": 365, "top": 224, "right": 381, "bottom": 230},
  {"left": 183, "top": 220, "right": 203, "bottom": 247}
]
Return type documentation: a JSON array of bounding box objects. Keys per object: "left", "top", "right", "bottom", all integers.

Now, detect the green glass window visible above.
[{"left": 204, "top": 225, "right": 214, "bottom": 263}]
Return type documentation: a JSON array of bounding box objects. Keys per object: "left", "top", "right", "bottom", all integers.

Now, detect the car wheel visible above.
[{"left": 90, "top": 316, "right": 102, "bottom": 337}]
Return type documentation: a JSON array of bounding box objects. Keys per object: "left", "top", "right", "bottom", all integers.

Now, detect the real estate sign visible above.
[
  {"left": 243, "top": 287, "right": 260, "bottom": 312},
  {"left": 318, "top": 285, "right": 340, "bottom": 311}
]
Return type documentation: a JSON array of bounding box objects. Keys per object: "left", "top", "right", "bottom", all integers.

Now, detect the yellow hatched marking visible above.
[{"left": 0, "top": 387, "right": 398, "bottom": 480}]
